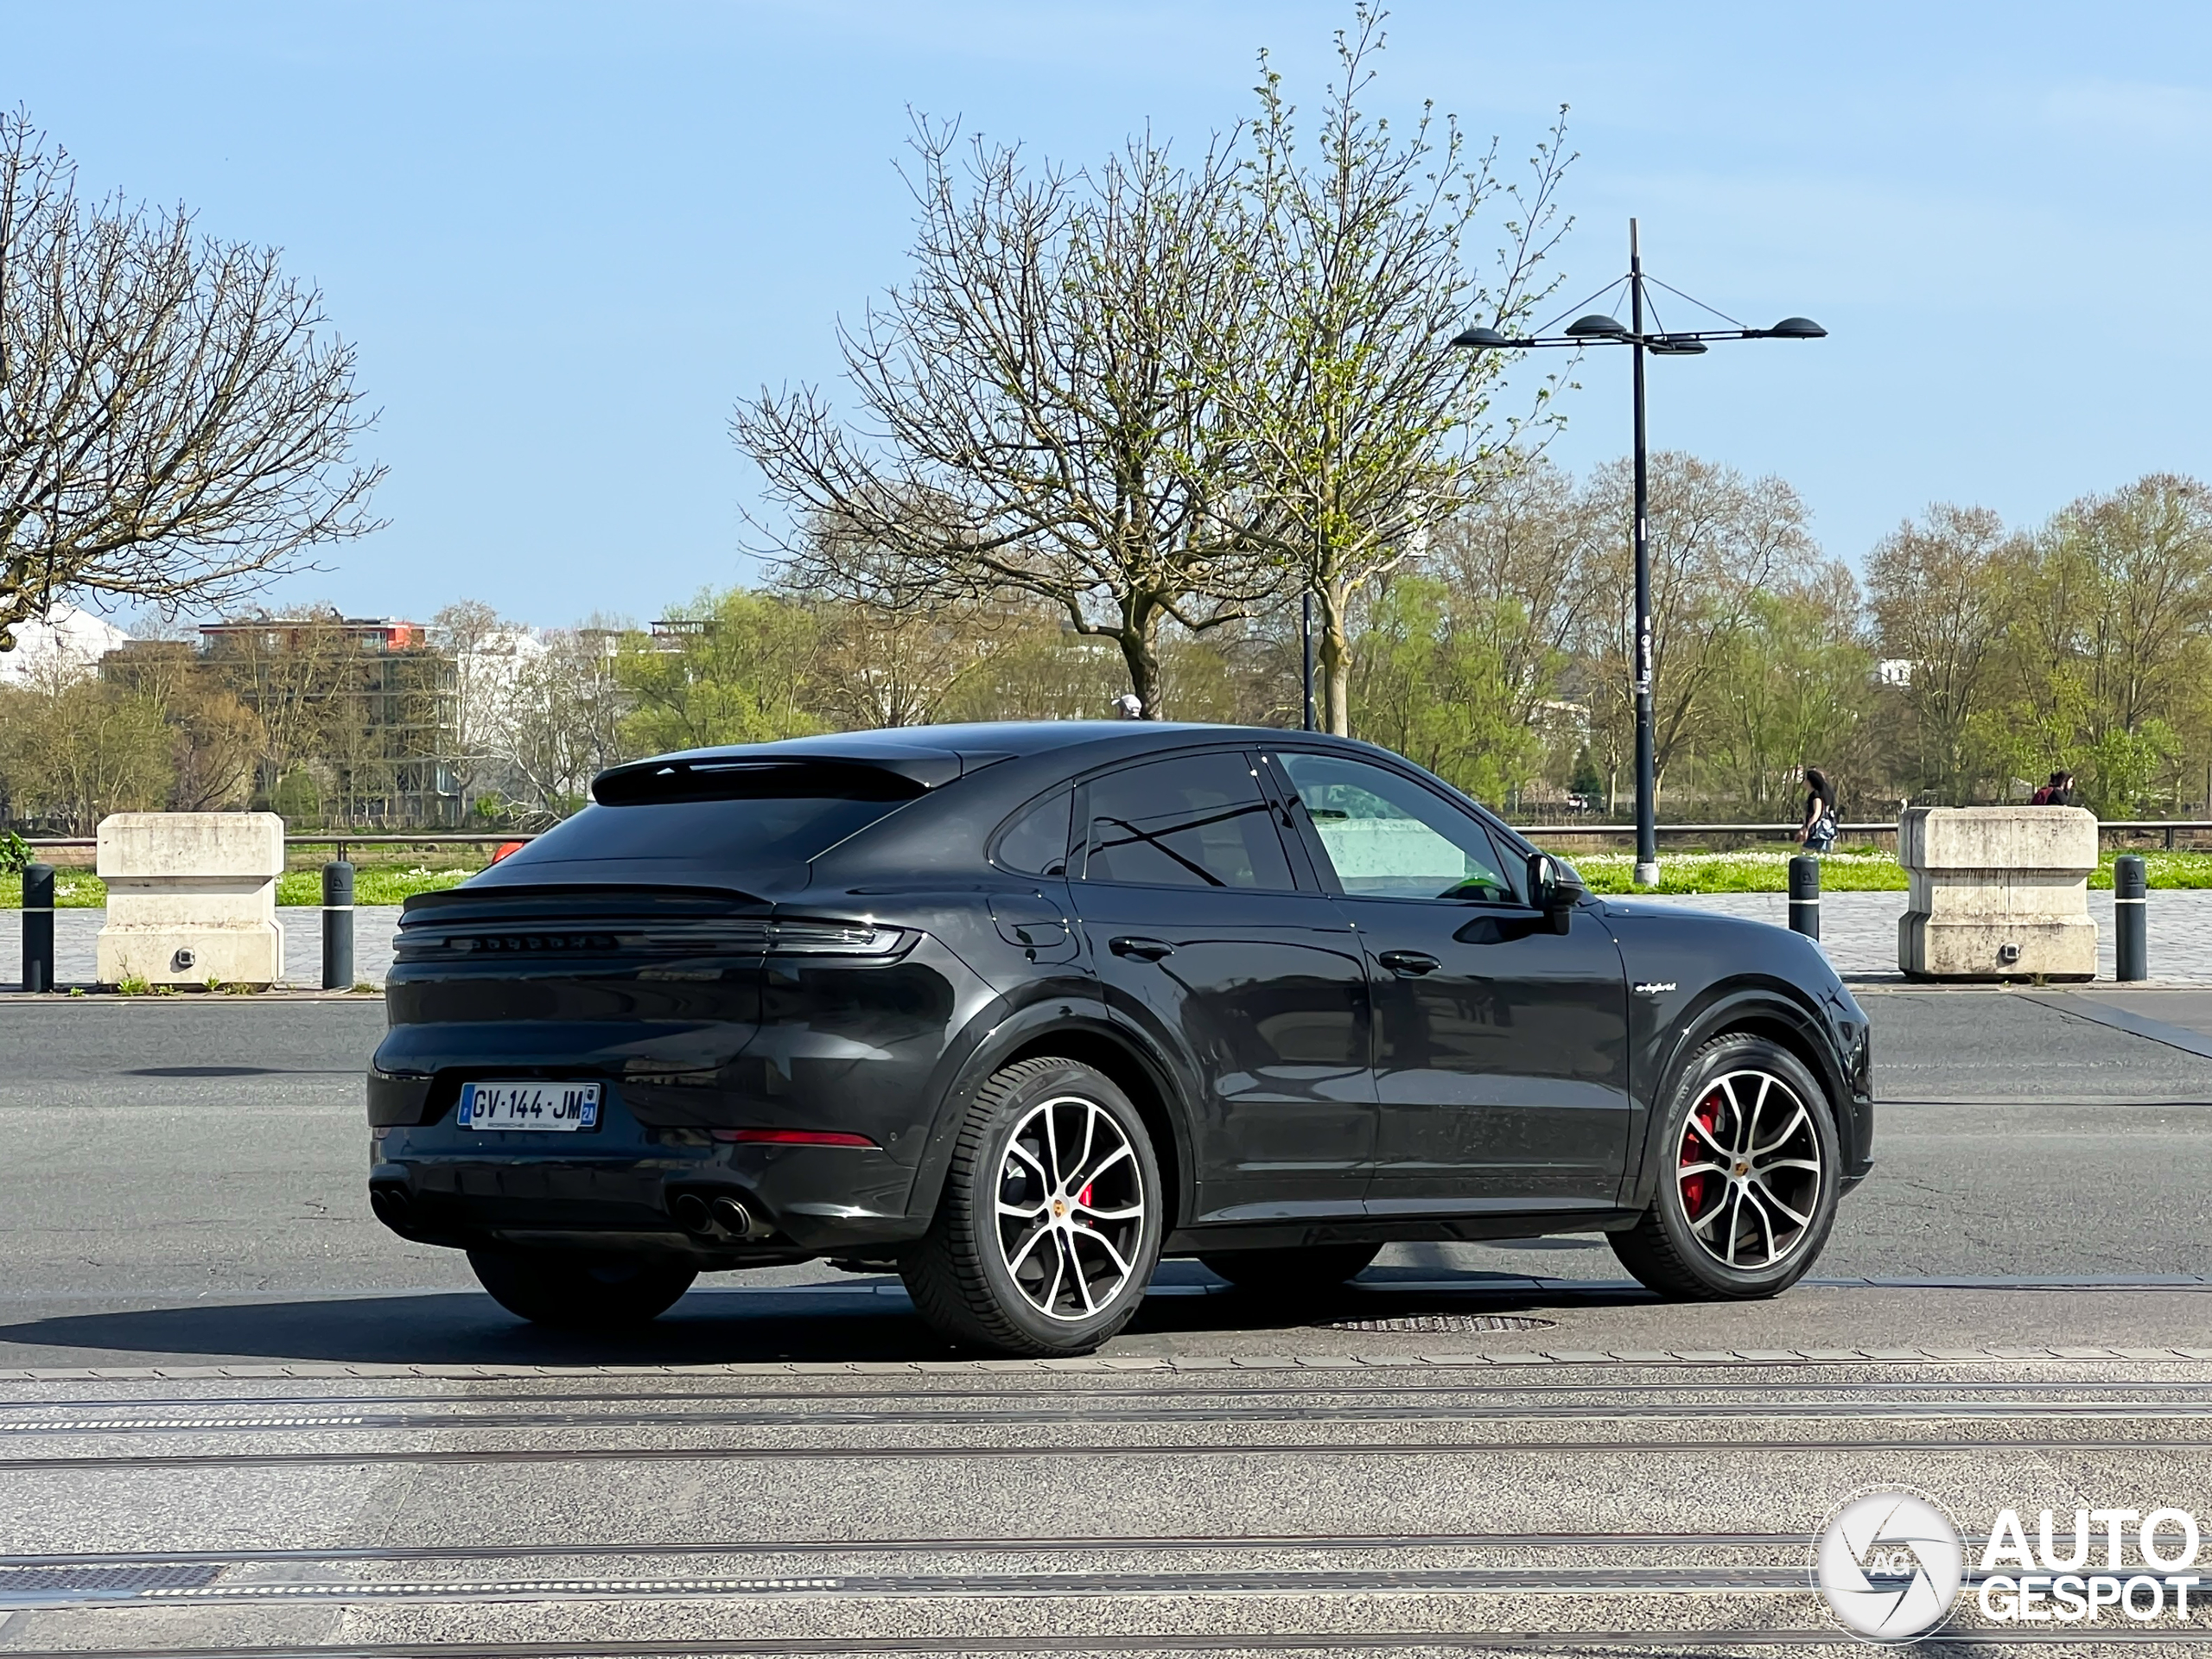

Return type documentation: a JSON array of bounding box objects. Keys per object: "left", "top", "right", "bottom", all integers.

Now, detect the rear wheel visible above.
[
  {"left": 467, "top": 1249, "right": 696, "bottom": 1329},
  {"left": 1200, "top": 1243, "right": 1380, "bottom": 1295},
  {"left": 1610, "top": 1034, "right": 1840, "bottom": 1300},
  {"left": 901, "top": 1058, "right": 1162, "bottom": 1356}
]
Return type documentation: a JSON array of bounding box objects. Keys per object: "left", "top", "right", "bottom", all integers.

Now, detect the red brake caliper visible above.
[
  {"left": 1076, "top": 1182, "right": 1094, "bottom": 1224},
  {"left": 1680, "top": 1094, "right": 1722, "bottom": 1219}
]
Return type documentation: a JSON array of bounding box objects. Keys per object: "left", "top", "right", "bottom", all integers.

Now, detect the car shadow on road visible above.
[{"left": 0, "top": 1274, "right": 1656, "bottom": 1369}]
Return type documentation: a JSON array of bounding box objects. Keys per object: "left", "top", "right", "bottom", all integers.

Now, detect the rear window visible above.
[{"left": 495, "top": 760, "right": 924, "bottom": 874}]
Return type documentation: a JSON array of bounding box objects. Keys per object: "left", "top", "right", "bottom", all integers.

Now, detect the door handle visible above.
[
  {"left": 1109, "top": 936, "right": 1176, "bottom": 962},
  {"left": 1377, "top": 949, "right": 1440, "bottom": 976}
]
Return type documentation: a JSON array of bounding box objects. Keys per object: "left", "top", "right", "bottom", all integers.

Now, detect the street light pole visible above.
[
  {"left": 1448, "top": 224, "right": 1824, "bottom": 887},
  {"left": 1629, "top": 219, "right": 1658, "bottom": 887}
]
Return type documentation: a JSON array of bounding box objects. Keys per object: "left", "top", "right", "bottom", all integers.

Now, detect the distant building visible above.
[
  {"left": 1876, "top": 658, "right": 1914, "bottom": 688},
  {"left": 0, "top": 602, "right": 130, "bottom": 688},
  {"left": 196, "top": 615, "right": 461, "bottom": 827}
]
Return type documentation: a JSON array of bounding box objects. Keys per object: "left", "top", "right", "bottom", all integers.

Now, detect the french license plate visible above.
[{"left": 458, "top": 1081, "right": 601, "bottom": 1132}]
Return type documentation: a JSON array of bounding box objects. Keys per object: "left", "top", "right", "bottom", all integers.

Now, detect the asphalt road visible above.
[{"left": 5, "top": 990, "right": 2212, "bottom": 1655}]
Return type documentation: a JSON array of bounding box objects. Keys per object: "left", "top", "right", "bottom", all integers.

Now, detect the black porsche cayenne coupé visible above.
[{"left": 368, "top": 721, "right": 1873, "bottom": 1355}]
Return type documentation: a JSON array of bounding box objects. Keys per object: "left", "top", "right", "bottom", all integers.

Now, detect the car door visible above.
[
  {"left": 1262, "top": 749, "right": 1631, "bottom": 1214},
  {"left": 1071, "top": 749, "right": 1374, "bottom": 1225}
]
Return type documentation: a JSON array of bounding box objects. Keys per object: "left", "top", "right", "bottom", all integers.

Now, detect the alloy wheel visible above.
[
  {"left": 994, "top": 1093, "right": 1147, "bottom": 1321},
  {"left": 1675, "top": 1068, "right": 1824, "bottom": 1271}
]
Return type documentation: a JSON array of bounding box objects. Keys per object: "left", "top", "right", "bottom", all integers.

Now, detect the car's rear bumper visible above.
[{"left": 368, "top": 1092, "right": 929, "bottom": 1259}]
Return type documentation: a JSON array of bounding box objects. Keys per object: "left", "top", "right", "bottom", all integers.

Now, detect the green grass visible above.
[
  {"left": 1571, "top": 847, "right": 2212, "bottom": 894},
  {"left": 274, "top": 866, "right": 479, "bottom": 906},
  {"left": 0, "top": 864, "right": 484, "bottom": 908}
]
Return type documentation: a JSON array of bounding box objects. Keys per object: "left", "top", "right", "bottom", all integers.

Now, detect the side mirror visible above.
[{"left": 1527, "top": 851, "right": 1587, "bottom": 935}]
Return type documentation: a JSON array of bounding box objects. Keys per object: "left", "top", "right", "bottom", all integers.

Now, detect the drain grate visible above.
[
  {"left": 1320, "top": 1313, "right": 1559, "bottom": 1334},
  {"left": 0, "top": 1563, "right": 226, "bottom": 1599}
]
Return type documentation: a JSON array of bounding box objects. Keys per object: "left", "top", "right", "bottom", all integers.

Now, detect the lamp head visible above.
[
  {"left": 1565, "top": 313, "right": 1629, "bottom": 340},
  {"left": 1450, "top": 325, "right": 1516, "bottom": 349},
  {"left": 1647, "top": 334, "right": 1709, "bottom": 356},
  {"left": 1765, "top": 316, "right": 1827, "bottom": 339}
]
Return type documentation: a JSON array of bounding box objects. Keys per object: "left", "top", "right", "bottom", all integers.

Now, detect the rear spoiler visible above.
[{"left": 590, "top": 747, "right": 1013, "bottom": 801}]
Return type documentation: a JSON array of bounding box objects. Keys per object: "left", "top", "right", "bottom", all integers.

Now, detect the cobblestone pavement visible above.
[{"left": 7, "top": 891, "right": 2212, "bottom": 986}]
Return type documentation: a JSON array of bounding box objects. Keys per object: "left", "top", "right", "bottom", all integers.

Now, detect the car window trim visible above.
[
  {"left": 1261, "top": 744, "right": 1536, "bottom": 911},
  {"left": 988, "top": 785, "right": 1077, "bottom": 880},
  {"left": 1070, "top": 745, "right": 1303, "bottom": 895}
]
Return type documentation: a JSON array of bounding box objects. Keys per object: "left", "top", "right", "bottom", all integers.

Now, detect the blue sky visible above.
[{"left": 9, "top": 2, "right": 2209, "bottom": 626}]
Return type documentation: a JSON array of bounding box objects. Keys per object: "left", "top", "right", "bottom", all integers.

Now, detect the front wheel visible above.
[
  {"left": 901, "top": 1058, "right": 1163, "bottom": 1356},
  {"left": 1609, "top": 1034, "right": 1841, "bottom": 1300},
  {"left": 467, "top": 1249, "right": 696, "bottom": 1329}
]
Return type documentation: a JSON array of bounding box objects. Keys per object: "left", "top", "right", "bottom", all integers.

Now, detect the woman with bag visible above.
[{"left": 1797, "top": 766, "right": 1839, "bottom": 854}]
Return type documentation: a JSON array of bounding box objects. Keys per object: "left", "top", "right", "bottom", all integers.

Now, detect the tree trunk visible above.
[
  {"left": 1318, "top": 580, "right": 1353, "bottom": 738},
  {"left": 1113, "top": 613, "right": 1165, "bottom": 719}
]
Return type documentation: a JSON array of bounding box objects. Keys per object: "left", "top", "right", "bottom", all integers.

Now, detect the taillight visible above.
[
  {"left": 764, "top": 920, "right": 908, "bottom": 957},
  {"left": 711, "top": 1128, "right": 878, "bottom": 1147}
]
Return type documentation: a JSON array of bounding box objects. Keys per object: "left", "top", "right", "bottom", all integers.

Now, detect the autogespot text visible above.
[{"left": 1978, "top": 1508, "right": 2207, "bottom": 1625}]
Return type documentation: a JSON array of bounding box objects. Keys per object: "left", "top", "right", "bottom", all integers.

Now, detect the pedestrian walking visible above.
[
  {"left": 2031, "top": 770, "right": 2075, "bottom": 806},
  {"left": 1796, "top": 766, "right": 1839, "bottom": 854}
]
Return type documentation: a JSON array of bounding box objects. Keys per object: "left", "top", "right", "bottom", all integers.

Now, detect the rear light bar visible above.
[
  {"left": 404, "top": 918, "right": 910, "bottom": 961},
  {"left": 711, "top": 1128, "right": 879, "bottom": 1147},
  {"left": 765, "top": 920, "right": 907, "bottom": 957}
]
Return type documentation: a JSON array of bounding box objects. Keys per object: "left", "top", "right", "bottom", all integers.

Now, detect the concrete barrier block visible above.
[
  {"left": 1897, "top": 805, "right": 2097, "bottom": 981},
  {"left": 95, "top": 813, "right": 285, "bottom": 986}
]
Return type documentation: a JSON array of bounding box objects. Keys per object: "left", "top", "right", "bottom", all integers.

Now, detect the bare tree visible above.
[
  {"left": 432, "top": 600, "right": 541, "bottom": 809},
  {"left": 492, "top": 626, "right": 630, "bottom": 823},
  {"left": 1419, "top": 456, "right": 1605, "bottom": 732},
  {"left": 0, "top": 111, "right": 383, "bottom": 651},
  {"left": 1580, "top": 453, "right": 1816, "bottom": 803},
  {"left": 1866, "top": 504, "right": 2024, "bottom": 802},
  {"left": 734, "top": 123, "right": 1268, "bottom": 715},
  {"left": 1222, "top": 10, "right": 1572, "bottom": 734}
]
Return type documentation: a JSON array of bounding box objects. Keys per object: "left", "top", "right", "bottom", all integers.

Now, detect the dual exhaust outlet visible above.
[{"left": 671, "top": 1190, "right": 772, "bottom": 1242}]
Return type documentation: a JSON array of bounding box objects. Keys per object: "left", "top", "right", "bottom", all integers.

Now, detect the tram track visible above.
[
  {"left": 4, "top": 1427, "right": 2209, "bottom": 1473},
  {"left": 0, "top": 1629, "right": 2202, "bottom": 1655},
  {"left": 1, "top": 1562, "right": 1829, "bottom": 1610},
  {"left": 16, "top": 1370, "right": 2212, "bottom": 1420},
  {"left": 10, "top": 1394, "right": 2212, "bottom": 1440},
  {"left": 0, "top": 1529, "right": 1818, "bottom": 1572}
]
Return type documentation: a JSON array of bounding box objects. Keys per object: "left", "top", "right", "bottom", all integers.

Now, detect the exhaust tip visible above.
[
  {"left": 369, "top": 1184, "right": 412, "bottom": 1225},
  {"left": 671, "top": 1192, "right": 715, "bottom": 1236},
  {"left": 709, "top": 1196, "right": 753, "bottom": 1238}
]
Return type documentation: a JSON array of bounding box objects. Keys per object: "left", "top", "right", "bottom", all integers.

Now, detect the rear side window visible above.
[
  {"left": 498, "top": 760, "right": 924, "bottom": 873},
  {"left": 1082, "top": 753, "right": 1294, "bottom": 890},
  {"left": 995, "top": 789, "right": 1073, "bottom": 877}
]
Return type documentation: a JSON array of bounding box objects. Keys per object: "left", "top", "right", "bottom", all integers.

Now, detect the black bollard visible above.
[
  {"left": 21, "top": 863, "right": 54, "bottom": 993},
  {"left": 1788, "top": 854, "right": 1821, "bottom": 941},
  {"left": 2115, "top": 853, "right": 2147, "bottom": 982},
  {"left": 321, "top": 861, "right": 355, "bottom": 990}
]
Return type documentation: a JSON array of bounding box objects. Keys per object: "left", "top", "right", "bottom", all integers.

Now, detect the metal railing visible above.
[
  {"left": 21, "top": 818, "right": 2212, "bottom": 854},
  {"left": 20, "top": 832, "right": 540, "bottom": 851},
  {"left": 1512, "top": 820, "right": 2212, "bottom": 846}
]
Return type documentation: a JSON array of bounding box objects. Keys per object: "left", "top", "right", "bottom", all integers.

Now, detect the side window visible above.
[
  {"left": 994, "top": 789, "right": 1073, "bottom": 877},
  {"left": 1274, "top": 752, "right": 1520, "bottom": 903},
  {"left": 1082, "top": 753, "right": 1294, "bottom": 891}
]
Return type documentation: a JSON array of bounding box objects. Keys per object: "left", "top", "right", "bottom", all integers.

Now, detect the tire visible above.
[
  {"left": 467, "top": 1249, "right": 696, "bottom": 1329},
  {"left": 900, "top": 1058, "right": 1163, "bottom": 1356},
  {"left": 1610, "top": 1033, "right": 1841, "bottom": 1300},
  {"left": 1200, "top": 1243, "right": 1380, "bottom": 1295}
]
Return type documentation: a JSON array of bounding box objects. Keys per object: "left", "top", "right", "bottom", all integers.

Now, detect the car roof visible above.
[{"left": 600, "top": 721, "right": 1353, "bottom": 789}]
